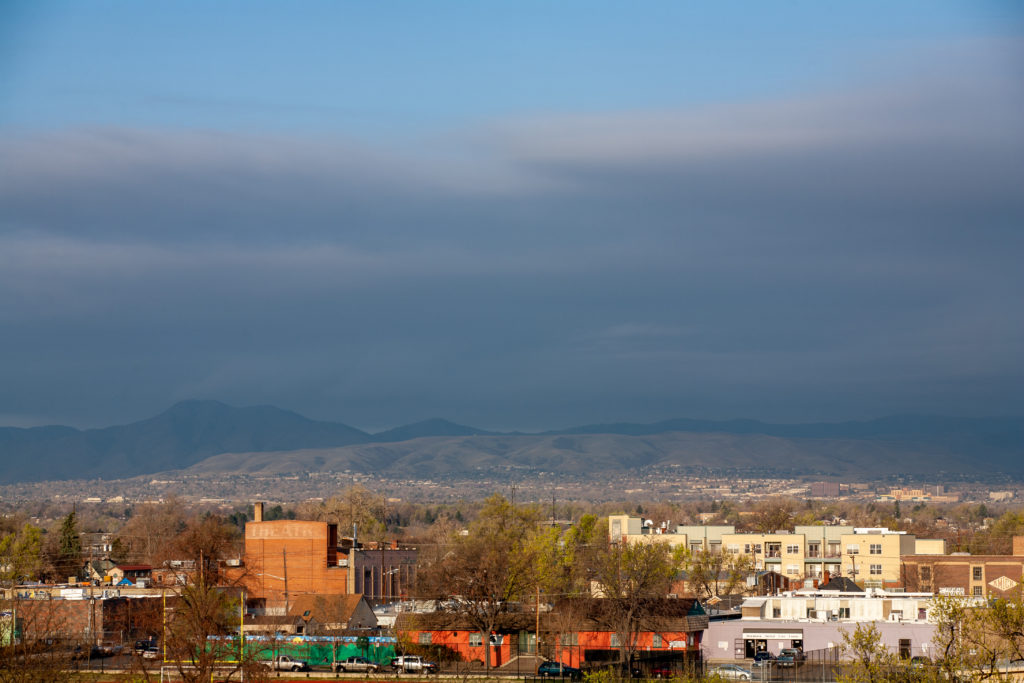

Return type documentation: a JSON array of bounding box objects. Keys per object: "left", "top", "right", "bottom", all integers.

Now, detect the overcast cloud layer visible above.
[{"left": 1, "top": 38, "right": 1023, "bottom": 430}]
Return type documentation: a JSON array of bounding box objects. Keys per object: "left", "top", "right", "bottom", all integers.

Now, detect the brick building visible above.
[
  {"left": 230, "top": 503, "right": 417, "bottom": 613},
  {"left": 902, "top": 536, "right": 1024, "bottom": 598}
]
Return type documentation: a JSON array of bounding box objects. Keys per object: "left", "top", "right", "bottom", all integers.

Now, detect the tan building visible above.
[{"left": 608, "top": 515, "right": 944, "bottom": 587}]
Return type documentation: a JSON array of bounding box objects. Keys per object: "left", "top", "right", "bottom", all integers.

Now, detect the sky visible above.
[{"left": 1, "top": 2, "right": 1023, "bottom": 431}]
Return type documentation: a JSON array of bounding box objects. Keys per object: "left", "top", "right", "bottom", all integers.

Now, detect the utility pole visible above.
[
  {"left": 535, "top": 585, "right": 541, "bottom": 656},
  {"left": 848, "top": 552, "right": 859, "bottom": 585},
  {"left": 282, "top": 549, "right": 289, "bottom": 615}
]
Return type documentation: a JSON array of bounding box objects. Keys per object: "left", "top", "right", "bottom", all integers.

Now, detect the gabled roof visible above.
[
  {"left": 287, "top": 594, "right": 369, "bottom": 623},
  {"left": 818, "top": 576, "right": 863, "bottom": 592}
]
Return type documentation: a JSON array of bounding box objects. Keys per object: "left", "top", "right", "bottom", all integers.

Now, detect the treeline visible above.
[{"left": 3, "top": 487, "right": 1024, "bottom": 583}]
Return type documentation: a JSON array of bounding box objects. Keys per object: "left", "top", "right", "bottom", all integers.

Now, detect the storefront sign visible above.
[{"left": 742, "top": 632, "right": 803, "bottom": 640}]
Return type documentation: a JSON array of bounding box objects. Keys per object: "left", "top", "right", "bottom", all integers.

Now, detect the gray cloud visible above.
[{"left": 1, "top": 46, "right": 1022, "bottom": 429}]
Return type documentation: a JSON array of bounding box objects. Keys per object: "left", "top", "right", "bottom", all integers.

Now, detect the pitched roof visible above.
[
  {"left": 287, "top": 594, "right": 367, "bottom": 622},
  {"left": 818, "top": 576, "right": 863, "bottom": 592}
]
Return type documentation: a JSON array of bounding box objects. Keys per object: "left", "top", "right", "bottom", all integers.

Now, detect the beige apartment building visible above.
[{"left": 608, "top": 515, "right": 946, "bottom": 588}]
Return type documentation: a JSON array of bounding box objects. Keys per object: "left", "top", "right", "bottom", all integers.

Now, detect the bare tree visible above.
[
  {"left": 588, "top": 538, "right": 677, "bottom": 667},
  {"left": 416, "top": 494, "right": 539, "bottom": 669},
  {"left": 680, "top": 548, "right": 752, "bottom": 601}
]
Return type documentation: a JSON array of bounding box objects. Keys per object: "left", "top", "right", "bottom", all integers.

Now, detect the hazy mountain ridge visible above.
[
  {"left": 185, "top": 432, "right": 1015, "bottom": 480},
  {"left": 0, "top": 400, "right": 1021, "bottom": 483}
]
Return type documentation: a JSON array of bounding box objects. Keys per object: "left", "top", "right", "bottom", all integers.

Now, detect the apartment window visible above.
[
  {"left": 786, "top": 564, "right": 799, "bottom": 575},
  {"left": 808, "top": 543, "right": 820, "bottom": 558},
  {"left": 973, "top": 567, "right": 983, "bottom": 581},
  {"left": 469, "top": 633, "right": 483, "bottom": 647},
  {"left": 920, "top": 566, "right": 932, "bottom": 581},
  {"left": 973, "top": 586, "right": 983, "bottom": 597},
  {"left": 869, "top": 544, "right": 882, "bottom": 555},
  {"left": 787, "top": 545, "right": 800, "bottom": 554},
  {"left": 418, "top": 633, "right": 432, "bottom": 645},
  {"left": 561, "top": 633, "right": 579, "bottom": 646},
  {"left": 653, "top": 634, "right": 663, "bottom": 648},
  {"left": 847, "top": 544, "right": 860, "bottom": 554},
  {"left": 744, "top": 544, "right": 751, "bottom": 553},
  {"left": 773, "top": 607, "right": 781, "bottom": 618},
  {"left": 838, "top": 607, "right": 851, "bottom": 619},
  {"left": 754, "top": 544, "right": 762, "bottom": 554},
  {"left": 870, "top": 564, "right": 882, "bottom": 575},
  {"left": 610, "top": 634, "right": 621, "bottom": 647},
  {"left": 727, "top": 544, "right": 740, "bottom": 554}
]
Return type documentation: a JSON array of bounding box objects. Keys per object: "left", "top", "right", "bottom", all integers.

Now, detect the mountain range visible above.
[{"left": 0, "top": 399, "right": 1021, "bottom": 483}]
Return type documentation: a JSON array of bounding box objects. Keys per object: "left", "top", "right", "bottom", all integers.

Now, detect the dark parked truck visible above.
[{"left": 776, "top": 648, "right": 805, "bottom": 668}]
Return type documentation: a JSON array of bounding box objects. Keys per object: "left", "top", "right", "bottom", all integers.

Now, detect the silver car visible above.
[{"left": 707, "top": 664, "right": 753, "bottom": 680}]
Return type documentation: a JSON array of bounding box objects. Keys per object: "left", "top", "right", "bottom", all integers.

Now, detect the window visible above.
[
  {"left": 653, "top": 634, "right": 663, "bottom": 648},
  {"left": 561, "top": 633, "right": 578, "bottom": 646},
  {"left": 610, "top": 634, "right": 621, "bottom": 647},
  {"left": 973, "top": 586, "right": 983, "bottom": 596},
  {"left": 469, "top": 633, "right": 482, "bottom": 647},
  {"left": 754, "top": 544, "right": 762, "bottom": 554},
  {"left": 838, "top": 607, "right": 851, "bottom": 619},
  {"left": 847, "top": 544, "right": 860, "bottom": 554},
  {"left": 899, "top": 639, "right": 911, "bottom": 659},
  {"left": 870, "top": 564, "right": 882, "bottom": 575},
  {"left": 773, "top": 607, "right": 781, "bottom": 618},
  {"left": 920, "top": 566, "right": 932, "bottom": 581},
  {"left": 787, "top": 545, "right": 800, "bottom": 554},
  {"left": 727, "top": 544, "right": 740, "bottom": 554},
  {"left": 869, "top": 544, "right": 882, "bottom": 555},
  {"left": 973, "top": 567, "right": 983, "bottom": 581},
  {"left": 744, "top": 544, "right": 751, "bottom": 553},
  {"left": 786, "top": 564, "right": 799, "bottom": 575},
  {"left": 418, "top": 633, "right": 432, "bottom": 645}
]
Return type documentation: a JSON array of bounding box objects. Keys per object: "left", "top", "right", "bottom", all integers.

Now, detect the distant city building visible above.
[{"left": 809, "top": 482, "right": 841, "bottom": 498}]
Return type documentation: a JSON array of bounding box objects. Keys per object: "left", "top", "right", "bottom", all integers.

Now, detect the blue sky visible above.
[{"left": 1, "top": 2, "right": 1023, "bottom": 430}]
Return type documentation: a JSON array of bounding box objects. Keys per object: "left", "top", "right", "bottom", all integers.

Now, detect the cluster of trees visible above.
[
  {"left": 415, "top": 495, "right": 697, "bottom": 670},
  {"left": 0, "top": 512, "right": 83, "bottom": 587},
  {"left": 839, "top": 592, "right": 1024, "bottom": 683}
]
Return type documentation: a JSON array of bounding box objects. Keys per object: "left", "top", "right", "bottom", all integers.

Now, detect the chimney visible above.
[
  {"left": 254, "top": 502, "right": 264, "bottom": 523},
  {"left": 823, "top": 570, "right": 831, "bottom": 586}
]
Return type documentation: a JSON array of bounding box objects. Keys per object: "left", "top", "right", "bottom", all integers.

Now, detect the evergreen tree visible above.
[{"left": 57, "top": 511, "right": 82, "bottom": 581}]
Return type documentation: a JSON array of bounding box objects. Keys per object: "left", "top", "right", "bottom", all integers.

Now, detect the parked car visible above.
[
  {"left": 333, "top": 655, "right": 381, "bottom": 673},
  {"left": 537, "top": 661, "right": 583, "bottom": 679},
  {"left": 134, "top": 639, "right": 158, "bottom": 656},
  {"left": 910, "top": 656, "right": 933, "bottom": 669},
  {"left": 142, "top": 646, "right": 160, "bottom": 660},
  {"left": 707, "top": 664, "right": 753, "bottom": 680},
  {"left": 649, "top": 665, "right": 674, "bottom": 679},
  {"left": 751, "top": 651, "right": 775, "bottom": 667}
]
